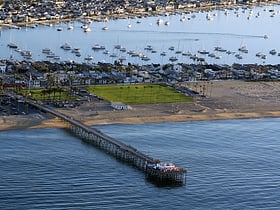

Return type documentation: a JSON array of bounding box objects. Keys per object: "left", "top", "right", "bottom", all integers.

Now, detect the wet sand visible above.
[{"left": 1, "top": 81, "right": 280, "bottom": 131}]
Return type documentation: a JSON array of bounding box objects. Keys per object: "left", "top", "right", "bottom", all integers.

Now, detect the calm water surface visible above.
[
  {"left": 1, "top": 118, "right": 280, "bottom": 209},
  {"left": 1, "top": 4, "right": 280, "bottom": 65}
]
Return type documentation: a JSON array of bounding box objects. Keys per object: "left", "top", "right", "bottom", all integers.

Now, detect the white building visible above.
[
  {"left": 111, "top": 102, "right": 128, "bottom": 110},
  {"left": 0, "top": 63, "right": 6, "bottom": 74}
]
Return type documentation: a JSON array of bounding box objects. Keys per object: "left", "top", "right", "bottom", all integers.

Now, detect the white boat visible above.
[
  {"left": 120, "top": 47, "right": 126, "bottom": 52},
  {"left": 141, "top": 55, "right": 150, "bottom": 61},
  {"left": 164, "top": 21, "right": 170, "bottom": 26},
  {"left": 238, "top": 46, "right": 248, "bottom": 53},
  {"left": 157, "top": 18, "right": 163, "bottom": 25},
  {"left": 84, "top": 27, "right": 91, "bottom": 32},
  {"left": 92, "top": 44, "right": 106, "bottom": 50},
  {"left": 102, "top": 26, "right": 108, "bottom": 30},
  {"left": 84, "top": 55, "right": 93, "bottom": 61},
  {"left": 8, "top": 43, "right": 18, "bottom": 49}
]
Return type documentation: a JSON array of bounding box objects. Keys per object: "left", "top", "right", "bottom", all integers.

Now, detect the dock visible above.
[{"left": 27, "top": 100, "right": 187, "bottom": 185}]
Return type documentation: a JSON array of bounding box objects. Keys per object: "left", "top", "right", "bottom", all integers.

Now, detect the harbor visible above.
[{"left": 1, "top": 3, "right": 280, "bottom": 65}]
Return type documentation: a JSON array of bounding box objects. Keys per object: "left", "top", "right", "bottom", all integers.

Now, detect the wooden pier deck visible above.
[{"left": 27, "top": 100, "right": 187, "bottom": 185}]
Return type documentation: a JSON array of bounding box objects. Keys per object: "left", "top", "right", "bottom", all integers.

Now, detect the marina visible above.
[{"left": 1, "top": 4, "right": 280, "bottom": 65}]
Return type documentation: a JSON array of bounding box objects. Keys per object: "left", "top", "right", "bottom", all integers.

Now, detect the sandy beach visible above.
[{"left": 1, "top": 80, "right": 280, "bottom": 131}]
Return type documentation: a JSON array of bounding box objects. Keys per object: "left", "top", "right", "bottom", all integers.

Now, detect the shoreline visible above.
[
  {"left": 1, "top": 80, "right": 280, "bottom": 131},
  {"left": 2, "top": 108, "right": 280, "bottom": 131},
  {"left": 1, "top": 1, "right": 279, "bottom": 29}
]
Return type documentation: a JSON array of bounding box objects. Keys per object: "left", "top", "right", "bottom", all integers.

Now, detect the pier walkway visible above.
[{"left": 27, "top": 100, "right": 187, "bottom": 185}]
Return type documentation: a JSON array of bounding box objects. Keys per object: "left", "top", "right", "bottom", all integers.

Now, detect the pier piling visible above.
[{"left": 28, "top": 101, "right": 187, "bottom": 185}]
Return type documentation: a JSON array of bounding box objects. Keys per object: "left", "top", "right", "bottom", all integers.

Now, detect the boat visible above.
[
  {"left": 156, "top": 18, "right": 163, "bottom": 25},
  {"left": 84, "top": 55, "right": 93, "bottom": 61},
  {"left": 144, "top": 45, "right": 153, "bottom": 51},
  {"left": 235, "top": 54, "right": 243, "bottom": 59},
  {"left": 84, "top": 27, "right": 91, "bottom": 32},
  {"left": 109, "top": 53, "right": 118, "bottom": 58},
  {"left": 198, "top": 50, "right": 210, "bottom": 55},
  {"left": 141, "top": 55, "right": 150, "bottom": 61},
  {"left": 60, "top": 43, "right": 72, "bottom": 50},
  {"left": 67, "top": 25, "right": 74, "bottom": 30},
  {"left": 238, "top": 46, "right": 248, "bottom": 53},
  {"left": 168, "top": 46, "right": 175, "bottom": 51},
  {"left": 269, "top": 49, "right": 277, "bottom": 55},
  {"left": 114, "top": 44, "right": 122, "bottom": 49},
  {"left": 169, "top": 56, "right": 178, "bottom": 62},
  {"left": 92, "top": 44, "right": 106, "bottom": 50},
  {"left": 71, "top": 48, "right": 81, "bottom": 54},
  {"left": 42, "top": 48, "right": 51, "bottom": 54},
  {"left": 102, "top": 26, "right": 108, "bottom": 30},
  {"left": 120, "top": 47, "right": 126, "bottom": 52},
  {"left": 53, "top": 55, "right": 61, "bottom": 60},
  {"left": 7, "top": 43, "right": 18, "bottom": 49}
]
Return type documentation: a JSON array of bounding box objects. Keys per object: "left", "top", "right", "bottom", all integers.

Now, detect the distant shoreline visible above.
[{"left": 1, "top": 1, "right": 278, "bottom": 29}]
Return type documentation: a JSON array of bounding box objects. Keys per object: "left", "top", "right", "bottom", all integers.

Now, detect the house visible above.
[{"left": 0, "top": 63, "right": 6, "bottom": 74}]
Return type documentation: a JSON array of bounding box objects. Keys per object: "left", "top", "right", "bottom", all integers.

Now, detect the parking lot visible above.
[{"left": 0, "top": 95, "right": 39, "bottom": 116}]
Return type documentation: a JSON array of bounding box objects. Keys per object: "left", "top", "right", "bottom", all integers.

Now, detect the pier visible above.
[{"left": 27, "top": 100, "right": 187, "bottom": 185}]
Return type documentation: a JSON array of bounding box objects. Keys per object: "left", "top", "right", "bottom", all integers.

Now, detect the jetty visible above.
[{"left": 27, "top": 100, "right": 187, "bottom": 185}]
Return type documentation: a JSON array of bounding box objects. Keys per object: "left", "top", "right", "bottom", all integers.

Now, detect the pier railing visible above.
[{"left": 27, "top": 100, "right": 187, "bottom": 185}]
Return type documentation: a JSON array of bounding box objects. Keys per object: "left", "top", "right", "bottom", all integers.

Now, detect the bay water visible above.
[
  {"left": 1, "top": 4, "right": 280, "bottom": 65},
  {"left": 1, "top": 118, "right": 280, "bottom": 209}
]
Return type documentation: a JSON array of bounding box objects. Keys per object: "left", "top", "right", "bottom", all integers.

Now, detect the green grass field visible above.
[
  {"left": 87, "top": 84, "right": 193, "bottom": 104},
  {"left": 18, "top": 87, "right": 76, "bottom": 101}
]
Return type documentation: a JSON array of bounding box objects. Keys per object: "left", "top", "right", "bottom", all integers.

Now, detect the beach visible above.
[{"left": 1, "top": 80, "right": 280, "bottom": 131}]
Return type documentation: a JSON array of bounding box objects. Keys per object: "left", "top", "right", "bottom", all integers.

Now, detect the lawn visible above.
[
  {"left": 18, "top": 87, "right": 76, "bottom": 101},
  {"left": 87, "top": 84, "right": 193, "bottom": 104}
]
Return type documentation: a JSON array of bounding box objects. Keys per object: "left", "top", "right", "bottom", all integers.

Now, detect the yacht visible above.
[
  {"left": 92, "top": 44, "right": 106, "bottom": 50},
  {"left": 8, "top": 43, "right": 18, "bottom": 49}
]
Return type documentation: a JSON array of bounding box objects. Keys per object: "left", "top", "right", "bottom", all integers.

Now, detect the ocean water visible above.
[
  {"left": 1, "top": 118, "right": 280, "bottom": 209},
  {"left": 1, "top": 4, "right": 280, "bottom": 65}
]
